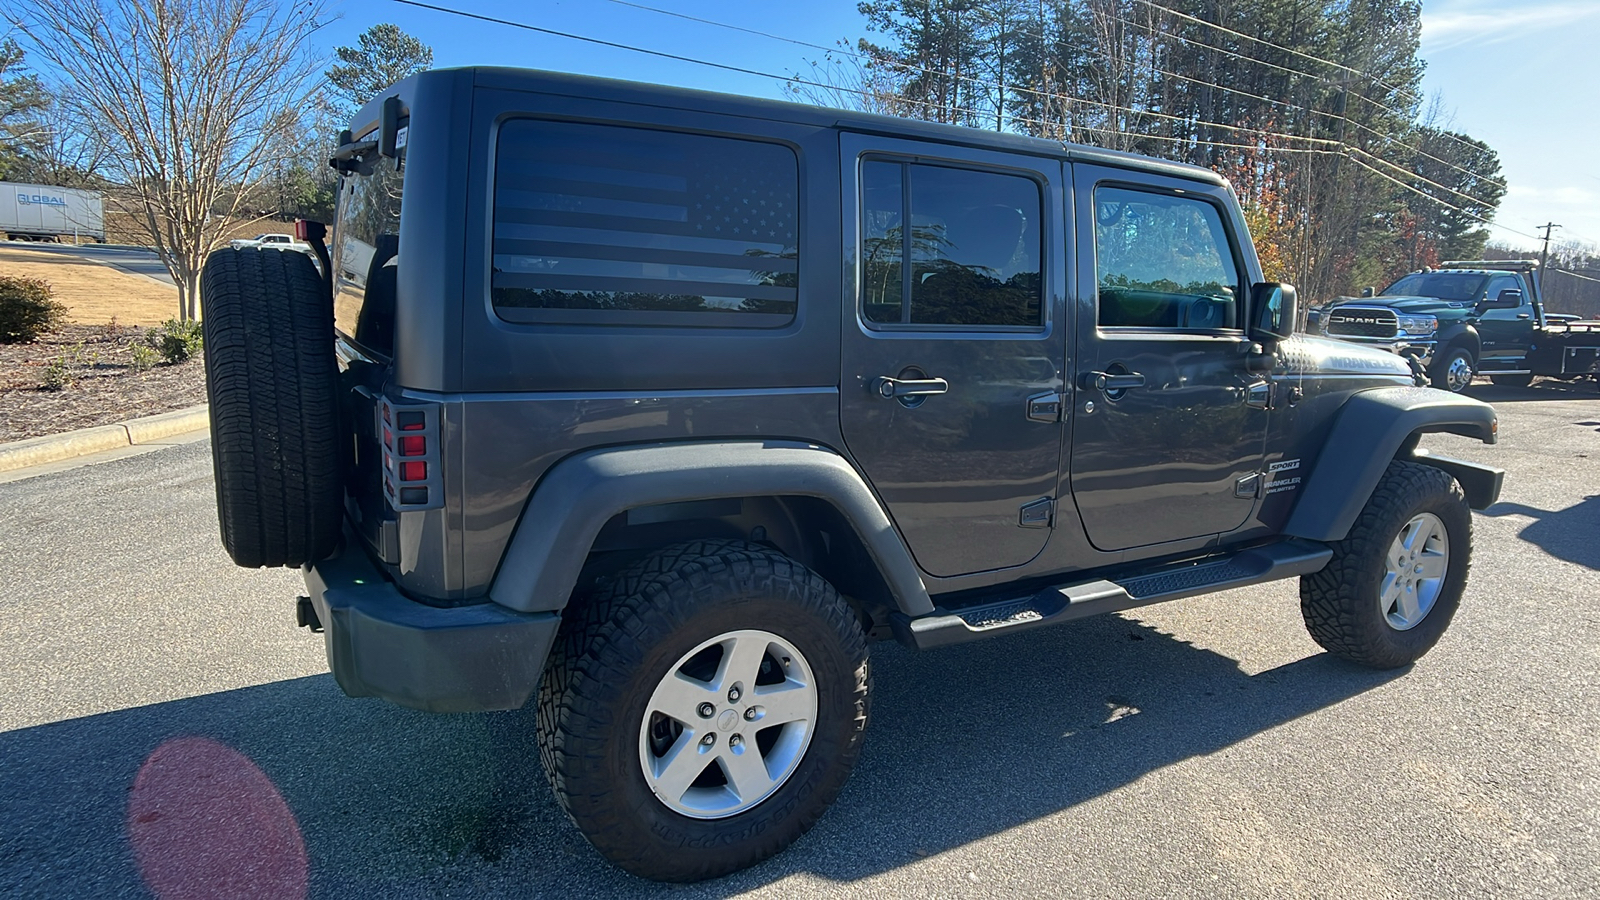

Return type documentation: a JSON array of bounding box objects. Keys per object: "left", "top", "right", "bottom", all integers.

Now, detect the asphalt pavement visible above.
[
  {"left": 0, "top": 381, "right": 1596, "bottom": 898},
  {"left": 2, "top": 240, "right": 177, "bottom": 286}
]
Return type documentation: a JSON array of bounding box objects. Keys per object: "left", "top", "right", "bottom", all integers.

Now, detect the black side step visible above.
[{"left": 890, "top": 539, "right": 1332, "bottom": 650}]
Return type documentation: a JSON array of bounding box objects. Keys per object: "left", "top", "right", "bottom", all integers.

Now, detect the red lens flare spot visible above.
[{"left": 128, "top": 737, "right": 308, "bottom": 900}]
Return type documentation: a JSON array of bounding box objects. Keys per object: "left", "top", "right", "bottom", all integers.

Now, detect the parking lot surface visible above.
[{"left": 0, "top": 381, "right": 1595, "bottom": 898}]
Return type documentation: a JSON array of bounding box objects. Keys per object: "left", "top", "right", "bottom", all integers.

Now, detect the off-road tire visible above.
[
  {"left": 200, "top": 247, "right": 342, "bottom": 569},
  {"left": 1429, "top": 345, "right": 1477, "bottom": 393},
  {"left": 1299, "top": 461, "right": 1471, "bottom": 669},
  {"left": 1489, "top": 373, "right": 1535, "bottom": 388},
  {"left": 536, "top": 540, "right": 870, "bottom": 882}
]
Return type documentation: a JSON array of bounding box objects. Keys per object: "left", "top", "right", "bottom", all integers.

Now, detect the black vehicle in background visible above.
[{"left": 1310, "top": 260, "right": 1600, "bottom": 391}]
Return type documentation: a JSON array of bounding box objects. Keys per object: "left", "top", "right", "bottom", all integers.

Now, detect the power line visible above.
[
  {"left": 1341, "top": 155, "right": 1540, "bottom": 243},
  {"left": 1130, "top": 0, "right": 1424, "bottom": 109},
  {"left": 1121, "top": 2, "right": 1504, "bottom": 170},
  {"left": 1548, "top": 268, "right": 1600, "bottom": 285},
  {"left": 389, "top": 0, "right": 1521, "bottom": 239},
  {"left": 598, "top": 0, "right": 1505, "bottom": 202}
]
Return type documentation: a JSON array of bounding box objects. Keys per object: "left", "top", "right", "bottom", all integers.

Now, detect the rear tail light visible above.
[{"left": 377, "top": 398, "right": 440, "bottom": 510}]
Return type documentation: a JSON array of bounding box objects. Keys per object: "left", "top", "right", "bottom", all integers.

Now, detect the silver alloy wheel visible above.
[
  {"left": 638, "top": 629, "right": 817, "bottom": 819},
  {"left": 1381, "top": 512, "right": 1450, "bottom": 631},
  {"left": 1445, "top": 353, "right": 1474, "bottom": 392}
]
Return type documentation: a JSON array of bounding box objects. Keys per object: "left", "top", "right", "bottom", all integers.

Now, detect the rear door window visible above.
[
  {"left": 860, "top": 160, "right": 1043, "bottom": 328},
  {"left": 492, "top": 121, "right": 799, "bottom": 327}
]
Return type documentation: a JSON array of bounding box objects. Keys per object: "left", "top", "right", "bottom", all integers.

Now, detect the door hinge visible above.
[
  {"left": 1026, "top": 392, "right": 1065, "bottom": 423},
  {"left": 1234, "top": 473, "right": 1262, "bottom": 498},
  {"left": 1019, "top": 498, "right": 1054, "bottom": 528}
]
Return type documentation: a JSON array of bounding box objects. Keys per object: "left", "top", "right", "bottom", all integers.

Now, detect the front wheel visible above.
[
  {"left": 1429, "top": 346, "right": 1477, "bottom": 393},
  {"left": 536, "top": 540, "right": 870, "bottom": 881},
  {"left": 1299, "top": 461, "right": 1472, "bottom": 669}
]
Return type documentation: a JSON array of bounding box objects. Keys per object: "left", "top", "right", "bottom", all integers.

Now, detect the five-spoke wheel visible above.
[
  {"left": 639, "top": 630, "right": 817, "bottom": 819},
  {"left": 536, "top": 540, "right": 869, "bottom": 882},
  {"left": 1380, "top": 513, "right": 1450, "bottom": 631}
]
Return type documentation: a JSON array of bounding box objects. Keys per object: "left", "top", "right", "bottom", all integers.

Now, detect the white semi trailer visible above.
[{"left": 0, "top": 182, "right": 105, "bottom": 242}]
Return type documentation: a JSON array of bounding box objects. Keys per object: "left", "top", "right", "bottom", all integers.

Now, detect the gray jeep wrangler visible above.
[{"left": 201, "top": 68, "right": 1504, "bottom": 882}]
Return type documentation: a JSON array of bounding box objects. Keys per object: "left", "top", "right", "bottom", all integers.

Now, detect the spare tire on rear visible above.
[{"left": 201, "top": 248, "right": 343, "bottom": 568}]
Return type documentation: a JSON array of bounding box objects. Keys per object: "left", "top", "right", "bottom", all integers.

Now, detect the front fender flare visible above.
[
  {"left": 1432, "top": 322, "right": 1481, "bottom": 358},
  {"left": 1283, "top": 387, "right": 1498, "bottom": 542},
  {"left": 488, "top": 440, "right": 933, "bottom": 616}
]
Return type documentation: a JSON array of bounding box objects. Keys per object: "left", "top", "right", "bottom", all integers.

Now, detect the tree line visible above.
[
  {"left": 791, "top": 0, "right": 1515, "bottom": 303},
  {"left": 0, "top": 0, "right": 433, "bottom": 321}
]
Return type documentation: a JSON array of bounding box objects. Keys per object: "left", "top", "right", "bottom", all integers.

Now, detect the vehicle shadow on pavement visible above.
[
  {"left": 0, "top": 615, "right": 1402, "bottom": 898},
  {"left": 1481, "top": 496, "right": 1600, "bottom": 570},
  {"left": 1466, "top": 379, "right": 1600, "bottom": 401}
]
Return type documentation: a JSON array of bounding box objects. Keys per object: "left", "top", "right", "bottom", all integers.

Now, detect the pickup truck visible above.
[
  {"left": 227, "top": 233, "right": 309, "bottom": 252},
  {"left": 1310, "top": 260, "right": 1600, "bottom": 390}
]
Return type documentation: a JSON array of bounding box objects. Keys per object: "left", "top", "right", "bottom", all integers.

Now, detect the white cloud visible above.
[{"left": 1423, "top": 2, "right": 1600, "bottom": 51}]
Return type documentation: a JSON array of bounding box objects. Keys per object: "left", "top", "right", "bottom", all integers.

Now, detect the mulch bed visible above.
[{"left": 0, "top": 324, "right": 207, "bottom": 443}]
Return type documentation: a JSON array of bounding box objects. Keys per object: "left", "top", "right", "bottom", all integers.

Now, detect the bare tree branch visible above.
[{"left": 16, "top": 0, "right": 328, "bottom": 320}]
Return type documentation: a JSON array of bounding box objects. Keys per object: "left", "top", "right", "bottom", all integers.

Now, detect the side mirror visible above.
[
  {"left": 1478, "top": 288, "right": 1521, "bottom": 311},
  {"left": 1250, "top": 282, "right": 1298, "bottom": 341},
  {"left": 1360, "top": 287, "right": 1375, "bottom": 298}
]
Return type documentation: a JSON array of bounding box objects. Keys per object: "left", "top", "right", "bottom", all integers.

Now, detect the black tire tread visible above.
[
  {"left": 536, "top": 539, "right": 868, "bottom": 881},
  {"left": 1300, "top": 460, "right": 1469, "bottom": 668},
  {"left": 201, "top": 248, "right": 343, "bottom": 569}
]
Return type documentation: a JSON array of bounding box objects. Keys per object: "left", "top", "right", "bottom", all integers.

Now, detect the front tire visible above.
[
  {"left": 1429, "top": 346, "right": 1477, "bottom": 393},
  {"left": 536, "top": 540, "right": 870, "bottom": 881},
  {"left": 1299, "top": 461, "right": 1471, "bottom": 669}
]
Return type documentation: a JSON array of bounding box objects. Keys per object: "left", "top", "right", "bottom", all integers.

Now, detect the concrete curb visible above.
[{"left": 0, "top": 404, "right": 208, "bottom": 473}]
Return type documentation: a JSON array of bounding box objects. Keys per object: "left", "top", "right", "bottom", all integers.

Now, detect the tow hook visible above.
[{"left": 296, "top": 596, "right": 324, "bottom": 633}]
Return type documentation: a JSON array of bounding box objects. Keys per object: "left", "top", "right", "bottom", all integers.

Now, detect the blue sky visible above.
[{"left": 319, "top": 0, "right": 1597, "bottom": 253}]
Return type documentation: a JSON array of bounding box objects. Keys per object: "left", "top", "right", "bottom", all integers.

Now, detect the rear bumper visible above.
[{"left": 304, "top": 536, "right": 559, "bottom": 713}]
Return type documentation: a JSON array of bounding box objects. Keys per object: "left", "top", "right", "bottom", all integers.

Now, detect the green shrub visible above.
[
  {"left": 41, "top": 354, "right": 74, "bottom": 391},
  {"left": 0, "top": 275, "right": 68, "bottom": 344},
  {"left": 149, "top": 318, "right": 203, "bottom": 364},
  {"left": 129, "top": 341, "right": 158, "bottom": 373}
]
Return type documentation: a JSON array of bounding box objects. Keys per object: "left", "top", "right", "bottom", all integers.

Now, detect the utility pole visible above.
[{"left": 1538, "top": 222, "right": 1561, "bottom": 294}]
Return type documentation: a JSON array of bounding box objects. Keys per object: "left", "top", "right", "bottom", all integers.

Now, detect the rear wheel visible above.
[
  {"left": 1300, "top": 461, "right": 1471, "bottom": 668},
  {"left": 536, "top": 540, "right": 869, "bottom": 881},
  {"left": 1429, "top": 346, "right": 1477, "bottom": 393},
  {"left": 200, "top": 247, "right": 343, "bottom": 569}
]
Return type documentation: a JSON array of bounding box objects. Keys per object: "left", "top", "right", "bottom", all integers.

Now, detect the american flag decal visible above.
[{"left": 492, "top": 120, "right": 799, "bottom": 324}]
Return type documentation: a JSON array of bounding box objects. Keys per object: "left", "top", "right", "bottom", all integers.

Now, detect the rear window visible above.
[
  {"left": 491, "top": 120, "right": 799, "bottom": 327},
  {"left": 1382, "top": 273, "right": 1486, "bottom": 302},
  {"left": 333, "top": 140, "right": 404, "bottom": 357}
]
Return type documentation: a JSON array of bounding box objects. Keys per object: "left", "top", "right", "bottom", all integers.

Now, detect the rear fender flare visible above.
[
  {"left": 487, "top": 441, "right": 933, "bottom": 616},
  {"left": 1284, "top": 387, "right": 1498, "bottom": 542}
]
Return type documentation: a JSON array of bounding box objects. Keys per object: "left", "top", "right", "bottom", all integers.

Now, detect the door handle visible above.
[
  {"left": 873, "top": 375, "right": 949, "bottom": 399},
  {"left": 1082, "top": 370, "right": 1146, "bottom": 392}
]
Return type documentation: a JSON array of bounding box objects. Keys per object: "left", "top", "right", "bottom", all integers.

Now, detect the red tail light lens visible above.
[
  {"left": 400, "top": 461, "right": 427, "bottom": 482},
  {"left": 399, "top": 435, "right": 425, "bottom": 457}
]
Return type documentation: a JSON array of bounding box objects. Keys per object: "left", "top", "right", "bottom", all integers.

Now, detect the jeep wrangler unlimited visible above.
[
  {"left": 1310, "top": 259, "right": 1600, "bottom": 391},
  {"left": 200, "top": 68, "right": 1504, "bottom": 882}
]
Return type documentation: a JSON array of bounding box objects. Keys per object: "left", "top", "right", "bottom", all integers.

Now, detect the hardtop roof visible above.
[{"left": 358, "top": 66, "right": 1225, "bottom": 187}]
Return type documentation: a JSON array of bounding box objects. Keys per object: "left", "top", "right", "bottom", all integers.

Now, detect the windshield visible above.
[
  {"left": 333, "top": 137, "right": 404, "bottom": 357},
  {"left": 1381, "top": 272, "right": 1487, "bottom": 303}
]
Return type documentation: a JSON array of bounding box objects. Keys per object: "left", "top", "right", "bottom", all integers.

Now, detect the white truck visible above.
[{"left": 0, "top": 181, "right": 105, "bottom": 243}]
